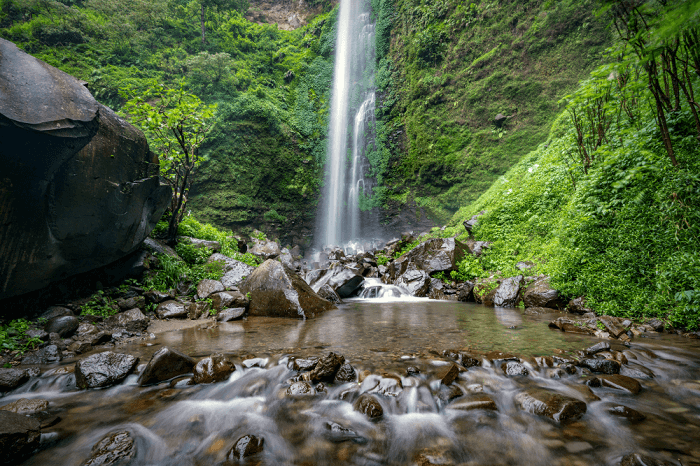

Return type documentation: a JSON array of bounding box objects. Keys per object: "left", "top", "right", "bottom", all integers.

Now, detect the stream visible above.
[{"left": 4, "top": 299, "right": 700, "bottom": 465}]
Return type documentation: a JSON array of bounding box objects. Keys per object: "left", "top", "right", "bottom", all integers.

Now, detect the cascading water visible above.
[{"left": 317, "top": 0, "right": 377, "bottom": 250}]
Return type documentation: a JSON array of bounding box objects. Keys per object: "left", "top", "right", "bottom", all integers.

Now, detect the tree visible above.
[
  {"left": 121, "top": 82, "right": 217, "bottom": 244},
  {"left": 199, "top": 0, "right": 249, "bottom": 43}
]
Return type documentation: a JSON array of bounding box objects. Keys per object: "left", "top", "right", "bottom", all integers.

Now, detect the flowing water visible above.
[
  {"left": 6, "top": 300, "right": 700, "bottom": 466},
  {"left": 317, "top": 0, "right": 377, "bottom": 248}
]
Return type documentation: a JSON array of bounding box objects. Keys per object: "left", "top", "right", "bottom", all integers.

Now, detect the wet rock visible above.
[
  {"left": 220, "top": 261, "right": 256, "bottom": 289},
  {"left": 186, "top": 301, "right": 211, "bottom": 320},
  {"left": 317, "top": 283, "right": 342, "bottom": 303},
  {"left": 395, "top": 266, "right": 431, "bottom": 297},
  {"left": 227, "top": 435, "right": 264, "bottom": 461},
  {"left": 515, "top": 389, "right": 587, "bottom": 423},
  {"left": 21, "top": 344, "right": 62, "bottom": 364},
  {"left": 242, "top": 358, "right": 267, "bottom": 369},
  {"left": 155, "top": 300, "right": 188, "bottom": 319},
  {"left": 83, "top": 430, "right": 135, "bottom": 466},
  {"left": 448, "top": 394, "right": 498, "bottom": 411},
  {"left": 436, "top": 363, "right": 460, "bottom": 385},
  {"left": 286, "top": 381, "right": 315, "bottom": 396},
  {"left": 0, "top": 410, "right": 41, "bottom": 465},
  {"left": 106, "top": 308, "right": 149, "bottom": 333},
  {"left": 196, "top": 279, "right": 224, "bottom": 300},
  {"left": 608, "top": 405, "right": 646, "bottom": 422},
  {"left": 0, "top": 398, "right": 48, "bottom": 415},
  {"left": 290, "top": 357, "right": 317, "bottom": 372},
  {"left": 428, "top": 278, "right": 448, "bottom": 300},
  {"left": 594, "top": 374, "right": 642, "bottom": 394},
  {"left": 192, "top": 353, "right": 235, "bottom": 384},
  {"left": 493, "top": 275, "right": 523, "bottom": 307},
  {"left": 599, "top": 316, "right": 627, "bottom": 338},
  {"left": 620, "top": 453, "right": 676, "bottom": 466},
  {"left": 309, "top": 352, "right": 345, "bottom": 383},
  {"left": 240, "top": 260, "right": 335, "bottom": 319},
  {"left": 68, "top": 341, "right": 93, "bottom": 354},
  {"left": 137, "top": 347, "right": 195, "bottom": 386},
  {"left": 473, "top": 277, "right": 499, "bottom": 305},
  {"left": 76, "top": 323, "right": 99, "bottom": 339},
  {"left": 403, "top": 237, "right": 469, "bottom": 275},
  {"left": 115, "top": 296, "right": 145, "bottom": 312},
  {"left": 0, "top": 39, "right": 170, "bottom": 301},
  {"left": 25, "top": 328, "right": 50, "bottom": 342},
  {"left": 364, "top": 375, "right": 403, "bottom": 397},
  {"left": 210, "top": 291, "right": 248, "bottom": 311},
  {"left": 502, "top": 361, "right": 529, "bottom": 376},
  {"left": 523, "top": 276, "right": 564, "bottom": 309},
  {"left": 585, "top": 342, "right": 611, "bottom": 355},
  {"left": 0, "top": 368, "right": 31, "bottom": 392},
  {"left": 570, "top": 384, "right": 600, "bottom": 402},
  {"left": 44, "top": 315, "right": 79, "bottom": 338},
  {"left": 334, "top": 363, "right": 357, "bottom": 383},
  {"left": 469, "top": 240, "right": 492, "bottom": 257},
  {"left": 406, "top": 366, "right": 420, "bottom": 376},
  {"left": 144, "top": 290, "right": 172, "bottom": 305},
  {"left": 580, "top": 358, "right": 620, "bottom": 374},
  {"left": 75, "top": 351, "right": 138, "bottom": 389},
  {"left": 249, "top": 237, "right": 281, "bottom": 260},
  {"left": 549, "top": 317, "right": 596, "bottom": 335},
  {"left": 324, "top": 421, "right": 362, "bottom": 443},
  {"left": 437, "top": 384, "right": 464, "bottom": 403},
  {"left": 567, "top": 296, "right": 592, "bottom": 314},
  {"left": 646, "top": 319, "right": 665, "bottom": 332},
  {"left": 456, "top": 281, "right": 475, "bottom": 302},
  {"left": 323, "top": 266, "right": 365, "bottom": 298},
  {"left": 442, "top": 349, "right": 481, "bottom": 368},
  {"left": 620, "top": 364, "right": 655, "bottom": 380},
  {"left": 217, "top": 308, "right": 245, "bottom": 322},
  {"left": 354, "top": 393, "right": 383, "bottom": 418},
  {"left": 40, "top": 306, "right": 74, "bottom": 321}
]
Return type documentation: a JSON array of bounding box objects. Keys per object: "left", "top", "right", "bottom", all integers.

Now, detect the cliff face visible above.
[{"left": 246, "top": 0, "right": 338, "bottom": 30}]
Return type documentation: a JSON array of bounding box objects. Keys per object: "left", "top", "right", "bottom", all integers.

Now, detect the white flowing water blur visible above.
[{"left": 317, "top": 0, "right": 377, "bottom": 249}]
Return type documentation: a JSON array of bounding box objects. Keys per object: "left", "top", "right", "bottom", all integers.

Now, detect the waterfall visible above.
[{"left": 317, "top": 0, "right": 376, "bottom": 250}]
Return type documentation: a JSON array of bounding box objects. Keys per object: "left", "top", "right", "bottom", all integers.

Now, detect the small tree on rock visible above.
[{"left": 121, "top": 81, "right": 216, "bottom": 244}]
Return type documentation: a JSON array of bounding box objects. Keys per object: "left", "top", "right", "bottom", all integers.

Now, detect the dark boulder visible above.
[
  {"left": 608, "top": 405, "right": 646, "bottom": 422},
  {"left": 240, "top": 260, "right": 335, "bottom": 319},
  {"left": 580, "top": 359, "right": 621, "bottom": 374},
  {"left": 435, "top": 363, "right": 460, "bottom": 385},
  {"left": 395, "top": 266, "right": 431, "bottom": 297},
  {"left": 195, "top": 279, "right": 224, "bottom": 300},
  {"left": 227, "top": 435, "right": 264, "bottom": 461},
  {"left": 210, "top": 291, "right": 248, "bottom": 311},
  {"left": 155, "top": 300, "right": 188, "bottom": 319},
  {"left": 44, "top": 315, "right": 79, "bottom": 338},
  {"left": 567, "top": 296, "right": 592, "bottom": 314},
  {"left": 83, "top": 430, "right": 135, "bottom": 466},
  {"left": 115, "top": 296, "right": 145, "bottom": 312},
  {"left": 192, "top": 353, "right": 235, "bottom": 384},
  {"left": 515, "top": 389, "right": 587, "bottom": 423},
  {"left": 286, "top": 381, "right": 315, "bottom": 396},
  {"left": 75, "top": 352, "right": 138, "bottom": 389},
  {"left": 0, "top": 368, "right": 30, "bottom": 392},
  {"left": 354, "top": 394, "right": 383, "bottom": 419},
  {"left": 310, "top": 265, "right": 364, "bottom": 298},
  {"left": 317, "top": 284, "right": 342, "bottom": 304},
  {"left": 400, "top": 237, "right": 469, "bottom": 275},
  {"left": 585, "top": 342, "right": 611, "bottom": 355},
  {"left": 217, "top": 308, "right": 245, "bottom": 322},
  {"left": 523, "top": 276, "right": 564, "bottom": 309},
  {"left": 291, "top": 358, "right": 319, "bottom": 372},
  {"left": 591, "top": 374, "right": 642, "bottom": 394},
  {"left": 309, "top": 352, "right": 345, "bottom": 383},
  {"left": 144, "top": 290, "right": 172, "bottom": 305},
  {"left": 106, "top": 308, "right": 149, "bottom": 333},
  {"left": 0, "top": 38, "right": 171, "bottom": 300},
  {"left": 334, "top": 363, "right": 357, "bottom": 383},
  {"left": 457, "top": 281, "right": 475, "bottom": 302},
  {"left": 21, "top": 344, "right": 62, "bottom": 365},
  {"left": 137, "top": 347, "right": 195, "bottom": 386},
  {"left": 493, "top": 275, "right": 523, "bottom": 307},
  {"left": 0, "top": 410, "right": 41, "bottom": 465}
]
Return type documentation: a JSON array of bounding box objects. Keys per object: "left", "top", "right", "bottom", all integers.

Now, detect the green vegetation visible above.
[
  {"left": 80, "top": 290, "right": 119, "bottom": 317},
  {"left": 0, "top": 319, "right": 43, "bottom": 354},
  {"left": 376, "top": 253, "right": 390, "bottom": 266},
  {"left": 365, "top": 0, "right": 611, "bottom": 222}
]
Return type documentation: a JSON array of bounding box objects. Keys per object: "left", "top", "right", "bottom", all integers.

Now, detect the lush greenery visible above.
[
  {"left": 0, "top": 319, "right": 44, "bottom": 354},
  {"left": 364, "top": 0, "right": 611, "bottom": 223},
  {"left": 431, "top": 1, "right": 700, "bottom": 329}
]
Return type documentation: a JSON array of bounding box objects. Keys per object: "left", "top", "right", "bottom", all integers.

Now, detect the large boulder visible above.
[
  {"left": 390, "top": 238, "right": 469, "bottom": 279},
  {"left": 106, "top": 308, "right": 149, "bottom": 333},
  {"left": 207, "top": 254, "right": 255, "bottom": 288},
  {"left": 309, "top": 265, "right": 364, "bottom": 298},
  {"left": 83, "top": 430, "right": 135, "bottom": 466},
  {"left": 137, "top": 347, "right": 195, "bottom": 386},
  {"left": 394, "top": 267, "right": 431, "bottom": 297},
  {"left": 248, "top": 238, "right": 281, "bottom": 260},
  {"left": 0, "top": 368, "right": 30, "bottom": 392},
  {"left": 515, "top": 388, "right": 587, "bottom": 423},
  {"left": 522, "top": 276, "right": 565, "bottom": 309},
  {"left": 192, "top": 353, "right": 235, "bottom": 384},
  {"left": 0, "top": 410, "right": 41, "bottom": 465},
  {"left": 493, "top": 275, "right": 523, "bottom": 307},
  {"left": 240, "top": 260, "right": 335, "bottom": 318},
  {"left": 0, "top": 38, "right": 171, "bottom": 300},
  {"left": 75, "top": 352, "right": 139, "bottom": 389}
]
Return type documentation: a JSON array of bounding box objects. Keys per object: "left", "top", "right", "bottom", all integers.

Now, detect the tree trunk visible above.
[{"left": 201, "top": 4, "right": 206, "bottom": 44}]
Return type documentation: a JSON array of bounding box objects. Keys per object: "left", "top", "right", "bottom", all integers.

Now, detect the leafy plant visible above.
[
  {"left": 450, "top": 254, "right": 486, "bottom": 282},
  {"left": 376, "top": 253, "right": 390, "bottom": 266},
  {"left": 81, "top": 290, "right": 119, "bottom": 317},
  {"left": 0, "top": 319, "right": 43, "bottom": 354}
]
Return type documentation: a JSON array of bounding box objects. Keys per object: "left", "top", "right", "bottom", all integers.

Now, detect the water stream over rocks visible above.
[{"left": 3, "top": 300, "right": 700, "bottom": 466}]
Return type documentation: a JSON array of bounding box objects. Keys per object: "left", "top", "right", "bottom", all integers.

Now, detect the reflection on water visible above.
[{"left": 4, "top": 301, "right": 700, "bottom": 466}]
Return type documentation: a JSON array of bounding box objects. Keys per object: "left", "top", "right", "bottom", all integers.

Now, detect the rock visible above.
[
  {"left": 524, "top": 307, "right": 557, "bottom": 315},
  {"left": 448, "top": 394, "right": 498, "bottom": 411},
  {"left": 462, "top": 211, "right": 485, "bottom": 236},
  {"left": 493, "top": 275, "right": 523, "bottom": 307},
  {"left": 0, "top": 39, "right": 171, "bottom": 301},
  {"left": 364, "top": 375, "right": 403, "bottom": 397},
  {"left": 321, "top": 266, "right": 365, "bottom": 298},
  {"left": 567, "top": 297, "right": 592, "bottom": 314},
  {"left": 21, "top": 345, "right": 62, "bottom": 364},
  {"left": 192, "top": 353, "right": 235, "bottom": 384},
  {"left": 83, "top": 430, "right": 135, "bottom": 466},
  {"left": 620, "top": 364, "right": 655, "bottom": 379},
  {"left": 0, "top": 398, "right": 48, "bottom": 415},
  {"left": 608, "top": 405, "right": 646, "bottom": 422},
  {"left": 334, "top": 363, "right": 357, "bottom": 383},
  {"left": 309, "top": 352, "right": 344, "bottom": 383},
  {"left": 291, "top": 358, "right": 318, "bottom": 372},
  {"left": 523, "top": 276, "right": 564, "bottom": 309},
  {"left": 317, "top": 284, "right": 342, "bottom": 303},
  {"left": 549, "top": 317, "right": 596, "bottom": 335},
  {"left": 143, "top": 290, "right": 172, "bottom": 305},
  {"left": 594, "top": 374, "right": 642, "bottom": 394},
  {"left": 580, "top": 359, "right": 620, "bottom": 374},
  {"left": 155, "top": 300, "right": 188, "bottom": 319},
  {"left": 106, "top": 308, "right": 149, "bottom": 333},
  {"left": 178, "top": 236, "right": 221, "bottom": 253},
  {"left": 219, "top": 262, "right": 255, "bottom": 289},
  {"left": 195, "top": 279, "right": 224, "bottom": 300},
  {"left": 354, "top": 394, "right": 383, "bottom": 418},
  {"left": 186, "top": 301, "right": 211, "bottom": 319},
  {"left": 646, "top": 319, "right": 665, "bottom": 332},
  {"left": 437, "top": 384, "right": 464, "bottom": 403},
  {"left": 0, "top": 368, "right": 31, "bottom": 392},
  {"left": 240, "top": 260, "right": 335, "bottom": 319},
  {"left": 227, "top": 435, "right": 264, "bottom": 461},
  {"left": 143, "top": 238, "right": 180, "bottom": 260},
  {"left": 502, "top": 361, "right": 529, "bottom": 376},
  {"left": 436, "top": 363, "right": 460, "bottom": 385},
  {"left": 44, "top": 315, "right": 79, "bottom": 338},
  {"left": 137, "top": 347, "right": 195, "bottom": 386},
  {"left": 210, "top": 291, "right": 248, "bottom": 311},
  {"left": 395, "top": 266, "right": 431, "bottom": 297},
  {"left": 217, "top": 308, "right": 245, "bottom": 322},
  {"left": 68, "top": 341, "right": 93, "bottom": 354},
  {"left": 286, "top": 381, "right": 315, "bottom": 396},
  {"left": 599, "top": 316, "right": 627, "bottom": 338},
  {"left": 620, "top": 453, "right": 677, "bottom": 466},
  {"left": 400, "top": 238, "right": 469, "bottom": 275},
  {"left": 76, "top": 323, "right": 99, "bottom": 340},
  {"left": 473, "top": 277, "right": 499, "bottom": 305},
  {"left": 0, "top": 410, "right": 41, "bottom": 465},
  {"left": 323, "top": 421, "right": 361, "bottom": 443},
  {"left": 442, "top": 350, "right": 482, "bottom": 368},
  {"left": 515, "top": 389, "right": 587, "bottom": 423},
  {"left": 585, "top": 342, "right": 611, "bottom": 355},
  {"left": 456, "top": 281, "right": 475, "bottom": 302},
  {"left": 115, "top": 296, "right": 145, "bottom": 312},
  {"left": 248, "top": 238, "right": 281, "bottom": 260},
  {"left": 406, "top": 366, "right": 420, "bottom": 376},
  {"left": 40, "top": 306, "right": 74, "bottom": 321},
  {"left": 75, "top": 352, "right": 138, "bottom": 389}
]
